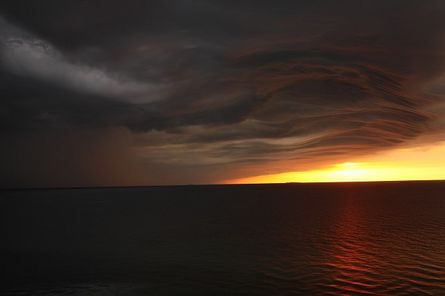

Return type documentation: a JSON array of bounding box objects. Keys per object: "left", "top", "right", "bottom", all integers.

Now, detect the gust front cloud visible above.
[
  {"left": 0, "top": 17, "right": 159, "bottom": 102},
  {"left": 1, "top": 1, "right": 445, "bottom": 186}
]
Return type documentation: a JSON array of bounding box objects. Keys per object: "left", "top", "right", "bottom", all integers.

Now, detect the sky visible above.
[{"left": 1, "top": 0, "right": 445, "bottom": 187}]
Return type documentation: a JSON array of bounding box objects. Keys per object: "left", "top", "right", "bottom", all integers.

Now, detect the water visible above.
[{"left": 1, "top": 182, "right": 445, "bottom": 295}]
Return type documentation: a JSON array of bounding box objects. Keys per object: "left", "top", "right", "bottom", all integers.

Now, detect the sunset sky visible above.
[{"left": 1, "top": 1, "right": 445, "bottom": 187}]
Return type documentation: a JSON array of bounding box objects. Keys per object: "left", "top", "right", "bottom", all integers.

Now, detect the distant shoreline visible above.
[{"left": 2, "top": 179, "right": 445, "bottom": 192}]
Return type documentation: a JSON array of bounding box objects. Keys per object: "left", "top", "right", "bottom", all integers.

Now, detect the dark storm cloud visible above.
[{"left": 1, "top": 0, "right": 445, "bottom": 186}]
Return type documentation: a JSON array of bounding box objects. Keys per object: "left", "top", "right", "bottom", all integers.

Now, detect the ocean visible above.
[{"left": 1, "top": 181, "right": 445, "bottom": 295}]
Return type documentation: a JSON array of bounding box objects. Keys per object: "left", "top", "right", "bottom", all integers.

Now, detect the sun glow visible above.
[
  {"left": 227, "top": 141, "right": 445, "bottom": 184},
  {"left": 333, "top": 162, "right": 368, "bottom": 180}
]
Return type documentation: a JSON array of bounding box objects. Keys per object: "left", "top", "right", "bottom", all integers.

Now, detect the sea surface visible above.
[{"left": 1, "top": 181, "right": 445, "bottom": 295}]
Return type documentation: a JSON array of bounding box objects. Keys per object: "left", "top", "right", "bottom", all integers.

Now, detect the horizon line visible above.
[{"left": 2, "top": 179, "right": 445, "bottom": 192}]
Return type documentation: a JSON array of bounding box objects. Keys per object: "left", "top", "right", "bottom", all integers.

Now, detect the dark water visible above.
[{"left": 1, "top": 182, "right": 445, "bottom": 295}]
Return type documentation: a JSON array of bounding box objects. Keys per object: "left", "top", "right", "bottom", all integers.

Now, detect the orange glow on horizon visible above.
[{"left": 226, "top": 141, "right": 445, "bottom": 184}]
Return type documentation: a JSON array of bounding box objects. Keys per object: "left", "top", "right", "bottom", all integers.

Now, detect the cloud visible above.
[
  {"left": 0, "top": 17, "right": 159, "bottom": 102},
  {"left": 1, "top": 1, "right": 445, "bottom": 186}
]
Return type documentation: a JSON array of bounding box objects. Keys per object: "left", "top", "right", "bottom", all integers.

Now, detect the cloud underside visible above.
[{"left": 1, "top": 1, "right": 445, "bottom": 186}]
